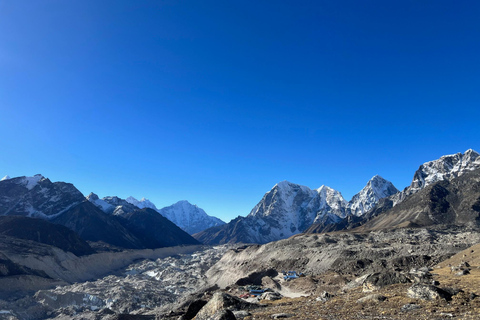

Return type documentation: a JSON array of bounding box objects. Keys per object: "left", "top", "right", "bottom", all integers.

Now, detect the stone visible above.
[
  {"left": 356, "top": 294, "right": 387, "bottom": 304},
  {"left": 233, "top": 310, "right": 251, "bottom": 318},
  {"left": 209, "top": 309, "right": 237, "bottom": 320},
  {"left": 455, "top": 269, "right": 470, "bottom": 276},
  {"left": 407, "top": 284, "right": 452, "bottom": 301},
  {"left": 195, "top": 292, "right": 255, "bottom": 320},
  {"left": 363, "top": 272, "right": 410, "bottom": 292},
  {"left": 183, "top": 299, "right": 207, "bottom": 320},
  {"left": 316, "top": 291, "right": 334, "bottom": 302},
  {"left": 271, "top": 314, "right": 293, "bottom": 319},
  {"left": 261, "top": 292, "right": 282, "bottom": 301},
  {"left": 401, "top": 303, "right": 421, "bottom": 311}
]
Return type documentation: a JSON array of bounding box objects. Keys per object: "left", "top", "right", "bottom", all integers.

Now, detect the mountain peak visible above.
[
  {"left": 21, "top": 174, "right": 46, "bottom": 190},
  {"left": 1, "top": 175, "right": 10, "bottom": 181},
  {"left": 86, "top": 192, "right": 100, "bottom": 201},
  {"left": 159, "top": 201, "right": 224, "bottom": 235},
  {"left": 125, "top": 196, "right": 158, "bottom": 211},
  {"left": 348, "top": 176, "right": 398, "bottom": 216}
]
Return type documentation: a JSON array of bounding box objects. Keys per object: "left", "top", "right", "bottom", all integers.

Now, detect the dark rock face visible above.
[
  {"left": 0, "top": 252, "right": 49, "bottom": 278},
  {"left": 117, "top": 208, "right": 200, "bottom": 248},
  {"left": 0, "top": 216, "right": 94, "bottom": 256},
  {"left": 363, "top": 272, "right": 410, "bottom": 292},
  {"left": 51, "top": 201, "right": 145, "bottom": 249},
  {"left": 208, "top": 309, "right": 237, "bottom": 320},
  {"left": 0, "top": 175, "right": 85, "bottom": 218},
  {"left": 182, "top": 299, "right": 208, "bottom": 320}
]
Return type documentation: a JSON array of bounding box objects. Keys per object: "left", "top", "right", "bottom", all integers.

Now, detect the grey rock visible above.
[
  {"left": 363, "top": 272, "right": 410, "bottom": 292},
  {"left": 208, "top": 309, "right": 237, "bottom": 320},
  {"left": 261, "top": 292, "right": 282, "bottom": 301},
  {"left": 271, "top": 314, "right": 293, "bottom": 319},
  {"left": 356, "top": 294, "right": 387, "bottom": 304},
  {"left": 407, "top": 284, "right": 452, "bottom": 301},
  {"left": 233, "top": 310, "right": 251, "bottom": 318},
  {"left": 401, "top": 303, "right": 421, "bottom": 311},
  {"left": 195, "top": 292, "right": 255, "bottom": 320},
  {"left": 316, "top": 291, "right": 334, "bottom": 302},
  {"left": 456, "top": 269, "right": 470, "bottom": 276},
  {"left": 182, "top": 299, "right": 207, "bottom": 320}
]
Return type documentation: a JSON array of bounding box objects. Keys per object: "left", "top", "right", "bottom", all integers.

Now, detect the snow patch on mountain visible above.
[
  {"left": 21, "top": 174, "right": 45, "bottom": 190},
  {"left": 1, "top": 175, "right": 10, "bottom": 181},
  {"left": 126, "top": 196, "right": 158, "bottom": 211},
  {"left": 158, "top": 200, "right": 225, "bottom": 235},
  {"left": 86, "top": 193, "right": 115, "bottom": 213}
]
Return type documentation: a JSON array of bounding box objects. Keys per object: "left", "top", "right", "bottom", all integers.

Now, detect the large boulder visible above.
[
  {"left": 363, "top": 272, "right": 410, "bottom": 292},
  {"left": 208, "top": 309, "right": 236, "bottom": 320},
  {"left": 195, "top": 292, "right": 255, "bottom": 320},
  {"left": 407, "top": 284, "right": 452, "bottom": 301}
]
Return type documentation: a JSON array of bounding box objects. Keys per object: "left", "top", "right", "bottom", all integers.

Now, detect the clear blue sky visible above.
[{"left": 1, "top": 1, "right": 479, "bottom": 222}]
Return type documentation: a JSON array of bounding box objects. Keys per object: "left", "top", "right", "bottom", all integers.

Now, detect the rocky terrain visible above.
[
  {"left": 1, "top": 149, "right": 480, "bottom": 319},
  {"left": 0, "top": 244, "right": 220, "bottom": 320}
]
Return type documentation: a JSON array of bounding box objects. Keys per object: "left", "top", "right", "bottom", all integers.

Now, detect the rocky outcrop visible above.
[
  {"left": 194, "top": 292, "right": 255, "bottom": 320},
  {"left": 407, "top": 284, "right": 452, "bottom": 300}
]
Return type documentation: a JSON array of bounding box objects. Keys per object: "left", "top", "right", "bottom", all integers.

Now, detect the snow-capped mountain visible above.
[
  {"left": 348, "top": 175, "right": 399, "bottom": 216},
  {"left": 125, "top": 196, "right": 159, "bottom": 211},
  {"left": 0, "top": 175, "right": 200, "bottom": 249},
  {"left": 88, "top": 195, "right": 139, "bottom": 216},
  {"left": 0, "top": 174, "right": 85, "bottom": 219},
  {"left": 194, "top": 177, "right": 398, "bottom": 244},
  {"left": 1, "top": 175, "right": 10, "bottom": 181},
  {"left": 158, "top": 200, "right": 225, "bottom": 235},
  {"left": 247, "top": 181, "right": 347, "bottom": 240},
  {"left": 392, "top": 149, "right": 480, "bottom": 205},
  {"left": 89, "top": 194, "right": 224, "bottom": 235},
  {"left": 86, "top": 192, "right": 115, "bottom": 213}
]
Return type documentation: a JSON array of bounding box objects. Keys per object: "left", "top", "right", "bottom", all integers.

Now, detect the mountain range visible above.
[
  {"left": 86, "top": 194, "right": 225, "bottom": 235},
  {"left": 193, "top": 175, "right": 398, "bottom": 244},
  {"left": 1, "top": 149, "right": 479, "bottom": 251},
  {"left": 194, "top": 149, "right": 480, "bottom": 244},
  {"left": 0, "top": 176, "right": 200, "bottom": 251}
]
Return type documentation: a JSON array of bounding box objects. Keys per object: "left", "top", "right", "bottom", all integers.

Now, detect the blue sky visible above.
[{"left": 1, "top": 1, "right": 479, "bottom": 222}]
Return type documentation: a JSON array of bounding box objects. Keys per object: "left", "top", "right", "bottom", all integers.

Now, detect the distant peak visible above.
[
  {"left": 1, "top": 175, "right": 10, "bottom": 181},
  {"left": 316, "top": 185, "right": 335, "bottom": 192},
  {"left": 86, "top": 192, "right": 99, "bottom": 201},
  {"left": 126, "top": 196, "right": 138, "bottom": 202}
]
